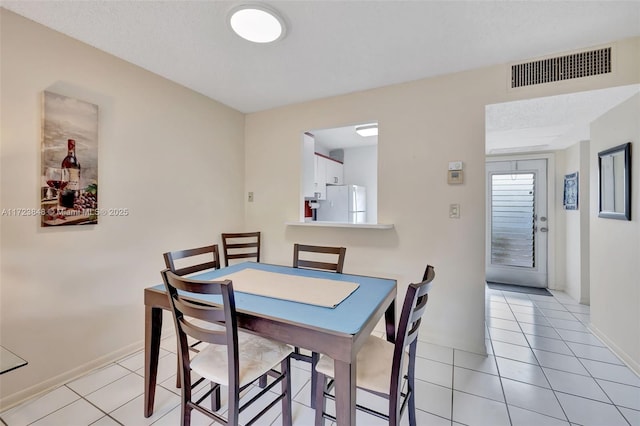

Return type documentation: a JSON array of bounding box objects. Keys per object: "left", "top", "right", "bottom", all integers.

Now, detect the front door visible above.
[{"left": 486, "top": 159, "right": 548, "bottom": 288}]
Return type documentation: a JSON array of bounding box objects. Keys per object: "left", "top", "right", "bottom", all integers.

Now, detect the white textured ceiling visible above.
[
  {"left": 2, "top": 1, "right": 640, "bottom": 152},
  {"left": 486, "top": 84, "right": 640, "bottom": 154}
]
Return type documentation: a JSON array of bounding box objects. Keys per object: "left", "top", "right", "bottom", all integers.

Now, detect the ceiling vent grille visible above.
[{"left": 511, "top": 47, "right": 611, "bottom": 88}]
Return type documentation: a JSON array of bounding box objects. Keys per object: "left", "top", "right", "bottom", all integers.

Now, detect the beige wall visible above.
[
  {"left": 0, "top": 10, "right": 246, "bottom": 406},
  {"left": 589, "top": 93, "right": 640, "bottom": 373},
  {"left": 244, "top": 38, "right": 640, "bottom": 361},
  {"left": 2, "top": 7, "right": 639, "bottom": 407},
  {"left": 244, "top": 73, "right": 493, "bottom": 355}
]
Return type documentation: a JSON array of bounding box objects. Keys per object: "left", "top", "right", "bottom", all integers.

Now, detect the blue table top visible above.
[{"left": 153, "top": 262, "right": 396, "bottom": 335}]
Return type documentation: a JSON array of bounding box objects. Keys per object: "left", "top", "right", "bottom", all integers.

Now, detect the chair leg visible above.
[
  {"left": 210, "top": 382, "right": 221, "bottom": 411},
  {"left": 408, "top": 382, "right": 416, "bottom": 426},
  {"left": 310, "top": 352, "right": 319, "bottom": 408},
  {"left": 227, "top": 385, "right": 239, "bottom": 426},
  {"left": 259, "top": 373, "right": 268, "bottom": 388},
  {"left": 281, "top": 357, "right": 293, "bottom": 426},
  {"left": 389, "top": 401, "right": 399, "bottom": 426},
  {"left": 407, "top": 342, "right": 418, "bottom": 426},
  {"left": 180, "top": 402, "right": 191, "bottom": 426},
  {"left": 181, "top": 371, "right": 192, "bottom": 426},
  {"left": 176, "top": 356, "right": 182, "bottom": 388},
  {"left": 181, "top": 402, "right": 190, "bottom": 426},
  {"left": 314, "top": 371, "right": 327, "bottom": 426}
]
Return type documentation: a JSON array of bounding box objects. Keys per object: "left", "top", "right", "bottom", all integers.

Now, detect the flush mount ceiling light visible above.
[
  {"left": 228, "top": 4, "right": 286, "bottom": 43},
  {"left": 355, "top": 124, "right": 378, "bottom": 137}
]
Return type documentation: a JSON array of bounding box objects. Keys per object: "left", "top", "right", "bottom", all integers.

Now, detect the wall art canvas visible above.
[
  {"left": 563, "top": 172, "right": 578, "bottom": 210},
  {"left": 41, "top": 91, "right": 99, "bottom": 226}
]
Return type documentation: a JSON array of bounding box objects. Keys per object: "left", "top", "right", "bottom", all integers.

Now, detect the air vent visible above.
[{"left": 511, "top": 47, "right": 611, "bottom": 88}]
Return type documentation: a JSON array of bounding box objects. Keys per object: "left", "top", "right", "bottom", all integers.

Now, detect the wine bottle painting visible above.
[{"left": 41, "top": 91, "right": 99, "bottom": 227}]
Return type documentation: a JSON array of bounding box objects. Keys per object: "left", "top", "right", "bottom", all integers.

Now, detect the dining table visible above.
[{"left": 143, "top": 261, "right": 397, "bottom": 425}]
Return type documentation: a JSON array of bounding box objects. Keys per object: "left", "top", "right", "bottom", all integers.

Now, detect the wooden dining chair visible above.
[
  {"left": 163, "top": 244, "right": 221, "bottom": 387},
  {"left": 163, "top": 244, "right": 221, "bottom": 276},
  {"left": 161, "top": 269, "right": 293, "bottom": 426},
  {"left": 221, "top": 232, "right": 261, "bottom": 267},
  {"left": 422, "top": 264, "right": 434, "bottom": 282},
  {"left": 314, "top": 265, "right": 436, "bottom": 426},
  {"left": 293, "top": 243, "right": 346, "bottom": 273},
  {"left": 291, "top": 243, "right": 346, "bottom": 407}
]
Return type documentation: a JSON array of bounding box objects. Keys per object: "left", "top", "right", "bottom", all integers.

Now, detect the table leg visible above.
[
  {"left": 144, "top": 306, "right": 163, "bottom": 417},
  {"left": 333, "top": 359, "right": 356, "bottom": 426}
]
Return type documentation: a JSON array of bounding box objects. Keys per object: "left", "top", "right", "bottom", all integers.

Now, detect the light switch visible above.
[{"left": 449, "top": 203, "right": 460, "bottom": 219}]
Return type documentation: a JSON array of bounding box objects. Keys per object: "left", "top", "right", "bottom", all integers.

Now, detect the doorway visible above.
[{"left": 486, "top": 159, "right": 548, "bottom": 288}]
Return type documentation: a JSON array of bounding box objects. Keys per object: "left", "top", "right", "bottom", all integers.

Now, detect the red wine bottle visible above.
[{"left": 61, "top": 139, "right": 81, "bottom": 208}]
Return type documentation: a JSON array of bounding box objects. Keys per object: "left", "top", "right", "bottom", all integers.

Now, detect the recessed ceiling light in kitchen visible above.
[
  {"left": 229, "top": 4, "right": 286, "bottom": 43},
  {"left": 355, "top": 124, "right": 378, "bottom": 137}
]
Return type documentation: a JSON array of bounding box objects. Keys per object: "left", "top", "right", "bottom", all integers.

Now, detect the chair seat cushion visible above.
[
  {"left": 191, "top": 331, "right": 293, "bottom": 387},
  {"left": 316, "top": 334, "right": 407, "bottom": 395}
]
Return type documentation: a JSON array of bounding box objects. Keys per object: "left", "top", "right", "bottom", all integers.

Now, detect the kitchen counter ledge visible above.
[{"left": 286, "top": 221, "right": 394, "bottom": 229}]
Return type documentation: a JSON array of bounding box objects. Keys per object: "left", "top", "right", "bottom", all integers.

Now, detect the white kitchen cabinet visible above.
[
  {"left": 314, "top": 154, "right": 327, "bottom": 199},
  {"left": 325, "top": 156, "right": 344, "bottom": 185},
  {"left": 312, "top": 153, "right": 344, "bottom": 200}
]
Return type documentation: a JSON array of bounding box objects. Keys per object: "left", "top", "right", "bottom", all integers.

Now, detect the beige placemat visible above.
[{"left": 215, "top": 268, "right": 359, "bottom": 308}]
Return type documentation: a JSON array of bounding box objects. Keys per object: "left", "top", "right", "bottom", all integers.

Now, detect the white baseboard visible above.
[
  {"left": 0, "top": 340, "right": 142, "bottom": 411},
  {"left": 588, "top": 323, "right": 640, "bottom": 377}
]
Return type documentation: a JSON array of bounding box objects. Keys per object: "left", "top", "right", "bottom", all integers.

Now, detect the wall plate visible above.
[
  {"left": 449, "top": 203, "right": 460, "bottom": 218},
  {"left": 448, "top": 170, "right": 463, "bottom": 184}
]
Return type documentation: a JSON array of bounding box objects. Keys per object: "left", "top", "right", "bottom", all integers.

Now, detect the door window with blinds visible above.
[
  {"left": 486, "top": 159, "right": 548, "bottom": 288},
  {"left": 491, "top": 173, "right": 535, "bottom": 268}
]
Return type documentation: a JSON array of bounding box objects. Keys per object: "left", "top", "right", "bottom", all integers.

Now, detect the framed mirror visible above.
[{"left": 598, "top": 142, "right": 631, "bottom": 220}]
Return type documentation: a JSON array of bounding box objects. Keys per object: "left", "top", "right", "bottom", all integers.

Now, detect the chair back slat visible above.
[
  {"left": 409, "top": 288, "right": 431, "bottom": 325},
  {"left": 163, "top": 244, "right": 221, "bottom": 276},
  {"left": 221, "top": 232, "right": 261, "bottom": 267},
  {"left": 293, "top": 244, "right": 346, "bottom": 273},
  {"left": 174, "top": 296, "right": 227, "bottom": 324},
  {"left": 178, "top": 317, "right": 227, "bottom": 345},
  {"left": 405, "top": 301, "right": 429, "bottom": 346},
  {"left": 295, "top": 260, "right": 341, "bottom": 272}
]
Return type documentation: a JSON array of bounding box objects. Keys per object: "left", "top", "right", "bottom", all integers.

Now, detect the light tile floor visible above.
[{"left": 2, "top": 287, "right": 639, "bottom": 425}]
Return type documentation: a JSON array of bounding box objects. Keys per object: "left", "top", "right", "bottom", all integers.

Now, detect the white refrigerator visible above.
[{"left": 317, "top": 185, "right": 367, "bottom": 223}]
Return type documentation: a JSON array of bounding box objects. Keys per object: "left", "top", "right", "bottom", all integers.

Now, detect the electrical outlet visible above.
[{"left": 248, "top": 192, "right": 254, "bottom": 202}]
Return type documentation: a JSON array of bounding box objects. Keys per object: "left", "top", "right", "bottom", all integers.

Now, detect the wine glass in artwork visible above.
[{"left": 45, "top": 167, "right": 69, "bottom": 210}]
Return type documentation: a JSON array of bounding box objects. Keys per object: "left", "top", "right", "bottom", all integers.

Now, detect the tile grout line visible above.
[
  {"left": 67, "top": 383, "right": 126, "bottom": 426},
  {"left": 20, "top": 386, "right": 83, "bottom": 426}
]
